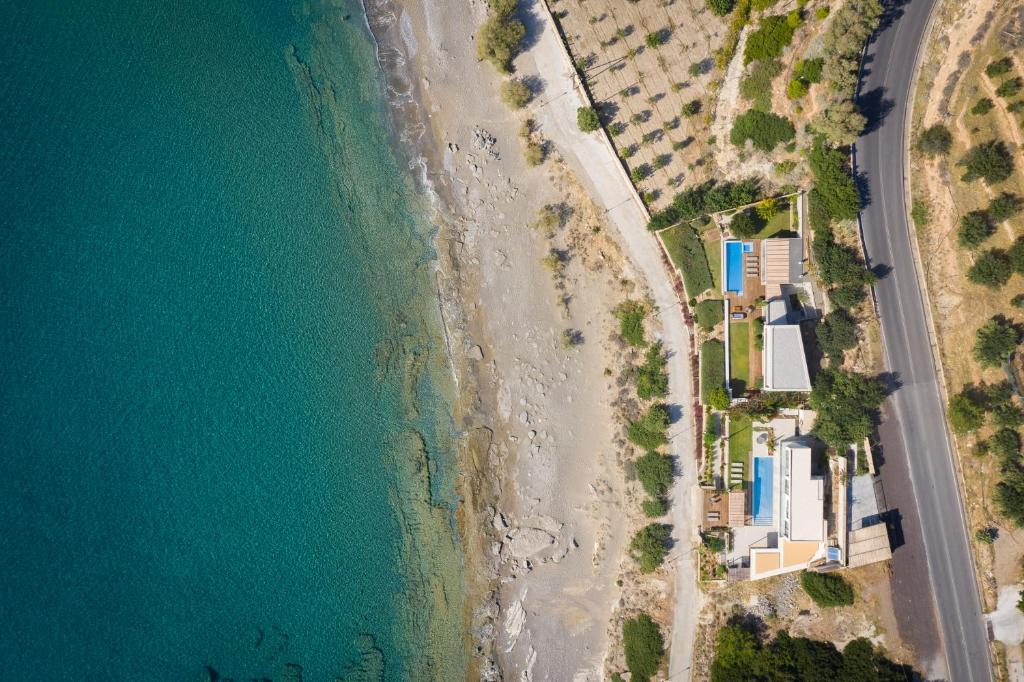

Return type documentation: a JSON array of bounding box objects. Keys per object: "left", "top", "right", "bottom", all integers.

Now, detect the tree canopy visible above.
[
  {"left": 973, "top": 315, "right": 1020, "bottom": 368},
  {"left": 810, "top": 368, "right": 885, "bottom": 447},
  {"left": 959, "top": 140, "right": 1015, "bottom": 185},
  {"left": 710, "top": 622, "right": 912, "bottom": 682},
  {"left": 731, "top": 110, "right": 796, "bottom": 152}
]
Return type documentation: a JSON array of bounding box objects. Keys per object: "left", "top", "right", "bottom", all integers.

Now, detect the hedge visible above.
[
  {"left": 701, "top": 339, "right": 727, "bottom": 403},
  {"left": 800, "top": 571, "right": 855, "bottom": 607}
]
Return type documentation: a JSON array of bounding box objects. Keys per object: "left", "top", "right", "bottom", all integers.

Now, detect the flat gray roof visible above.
[{"left": 763, "top": 324, "right": 811, "bottom": 391}]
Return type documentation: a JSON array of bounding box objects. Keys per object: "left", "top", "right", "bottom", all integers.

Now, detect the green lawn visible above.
[
  {"left": 660, "top": 224, "right": 713, "bottom": 297},
  {"left": 756, "top": 200, "right": 794, "bottom": 238},
  {"left": 729, "top": 320, "right": 750, "bottom": 395},
  {"left": 728, "top": 415, "right": 752, "bottom": 489},
  {"left": 702, "top": 236, "right": 722, "bottom": 293}
]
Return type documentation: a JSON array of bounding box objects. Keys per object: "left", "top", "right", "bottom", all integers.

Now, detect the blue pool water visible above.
[
  {"left": 752, "top": 457, "right": 775, "bottom": 525},
  {"left": 725, "top": 240, "right": 744, "bottom": 293}
]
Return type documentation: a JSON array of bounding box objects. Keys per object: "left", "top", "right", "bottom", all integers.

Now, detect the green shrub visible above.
[
  {"left": 741, "top": 59, "right": 784, "bottom": 110},
  {"left": 794, "top": 57, "right": 823, "bottom": 83},
  {"left": 636, "top": 342, "right": 669, "bottom": 399},
  {"left": 916, "top": 123, "right": 952, "bottom": 156},
  {"left": 815, "top": 6, "right": 829, "bottom": 19},
  {"left": 695, "top": 299, "right": 724, "bottom": 331},
  {"left": 810, "top": 368, "right": 885, "bottom": 448},
  {"left": 635, "top": 450, "right": 674, "bottom": 498},
  {"left": 990, "top": 428, "right": 1021, "bottom": 461},
  {"left": 816, "top": 309, "right": 858, "bottom": 359},
  {"left": 476, "top": 0, "right": 525, "bottom": 74},
  {"left": 753, "top": 315, "right": 765, "bottom": 351},
  {"left": 751, "top": 0, "right": 779, "bottom": 9},
  {"left": 967, "top": 248, "right": 1012, "bottom": 289},
  {"left": 800, "top": 571, "right": 855, "bottom": 607},
  {"left": 958, "top": 210, "right": 994, "bottom": 249},
  {"left": 974, "top": 315, "right": 1020, "bottom": 368},
  {"left": 971, "top": 98, "right": 995, "bottom": 115},
  {"left": 829, "top": 283, "right": 867, "bottom": 309},
  {"left": 989, "top": 192, "right": 1023, "bottom": 222},
  {"left": 812, "top": 229, "right": 875, "bottom": 289},
  {"left": 501, "top": 78, "right": 531, "bottom": 109},
  {"left": 730, "top": 110, "right": 795, "bottom": 151},
  {"left": 997, "top": 77, "right": 1023, "bottom": 99},
  {"left": 976, "top": 528, "right": 997, "bottom": 544},
  {"left": 701, "top": 339, "right": 727, "bottom": 403},
  {"left": 787, "top": 78, "right": 809, "bottom": 99},
  {"left": 577, "top": 106, "right": 601, "bottom": 132},
  {"left": 622, "top": 613, "right": 665, "bottom": 681},
  {"left": 524, "top": 140, "right": 544, "bottom": 166},
  {"left": 729, "top": 209, "right": 764, "bottom": 237},
  {"left": 708, "top": 385, "right": 731, "bottom": 410},
  {"left": 911, "top": 199, "right": 929, "bottom": 228},
  {"left": 986, "top": 57, "right": 1015, "bottom": 78},
  {"left": 786, "top": 9, "right": 802, "bottom": 28},
  {"left": 642, "top": 497, "right": 669, "bottom": 517},
  {"left": 949, "top": 392, "right": 985, "bottom": 433},
  {"left": 616, "top": 300, "right": 647, "bottom": 347},
  {"left": 744, "top": 15, "right": 796, "bottom": 64},
  {"left": 706, "top": 0, "right": 737, "bottom": 16},
  {"left": 628, "top": 404, "right": 671, "bottom": 449},
  {"left": 809, "top": 138, "right": 860, "bottom": 221},
  {"left": 682, "top": 99, "right": 702, "bottom": 117},
  {"left": 630, "top": 523, "right": 672, "bottom": 572},
  {"left": 645, "top": 31, "right": 664, "bottom": 49}
]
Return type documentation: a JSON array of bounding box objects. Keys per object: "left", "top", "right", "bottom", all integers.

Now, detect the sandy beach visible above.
[{"left": 364, "top": 0, "right": 702, "bottom": 678}]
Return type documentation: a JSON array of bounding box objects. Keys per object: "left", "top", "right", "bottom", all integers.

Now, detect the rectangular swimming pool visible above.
[
  {"left": 725, "top": 240, "right": 744, "bottom": 294},
  {"left": 752, "top": 456, "right": 774, "bottom": 525}
]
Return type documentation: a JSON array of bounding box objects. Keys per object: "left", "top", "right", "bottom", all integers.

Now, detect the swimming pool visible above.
[
  {"left": 725, "top": 240, "right": 744, "bottom": 294},
  {"left": 752, "top": 456, "right": 774, "bottom": 525}
]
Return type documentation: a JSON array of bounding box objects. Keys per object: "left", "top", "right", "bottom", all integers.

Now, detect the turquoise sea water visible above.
[{"left": 0, "top": 1, "right": 463, "bottom": 680}]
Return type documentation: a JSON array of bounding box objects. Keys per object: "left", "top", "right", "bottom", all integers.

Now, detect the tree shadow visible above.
[
  {"left": 858, "top": 86, "right": 896, "bottom": 136},
  {"left": 518, "top": 0, "right": 547, "bottom": 54}
]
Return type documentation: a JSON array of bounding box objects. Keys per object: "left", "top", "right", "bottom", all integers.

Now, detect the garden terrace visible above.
[{"left": 550, "top": 0, "right": 728, "bottom": 210}]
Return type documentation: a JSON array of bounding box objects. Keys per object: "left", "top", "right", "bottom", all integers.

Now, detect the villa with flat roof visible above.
[{"left": 719, "top": 200, "right": 814, "bottom": 398}]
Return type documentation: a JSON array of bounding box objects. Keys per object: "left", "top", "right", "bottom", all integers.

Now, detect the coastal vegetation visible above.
[
  {"left": 800, "top": 571, "right": 855, "bottom": 607},
  {"left": 730, "top": 110, "right": 795, "bottom": 152},
  {"left": 628, "top": 404, "right": 671, "bottom": 450},
  {"left": 635, "top": 450, "right": 674, "bottom": 518},
  {"left": 500, "top": 78, "right": 531, "bottom": 109},
  {"left": 629, "top": 523, "right": 672, "bottom": 572},
  {"left": 743, "top": 14, "right": 796, "bottom": 65},
  {"left": 710, "top": 622, "right": 910, "bottom": 681},
  {"left": 636, "top": 342, "right": 669, "bottom": 399},
  {"left": 476, "top": 0, "right": 525, "bottom": 74},
  {"left": 622, "top": 613, "right": 665, "bottom": 682},
  {"left": 616, "top": 300, "right": 648, "bottom": 347}
]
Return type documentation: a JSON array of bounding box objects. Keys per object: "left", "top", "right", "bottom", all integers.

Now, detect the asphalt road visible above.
[{"left": 855, "top": 1, "right": 993, "bottom": 680}]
